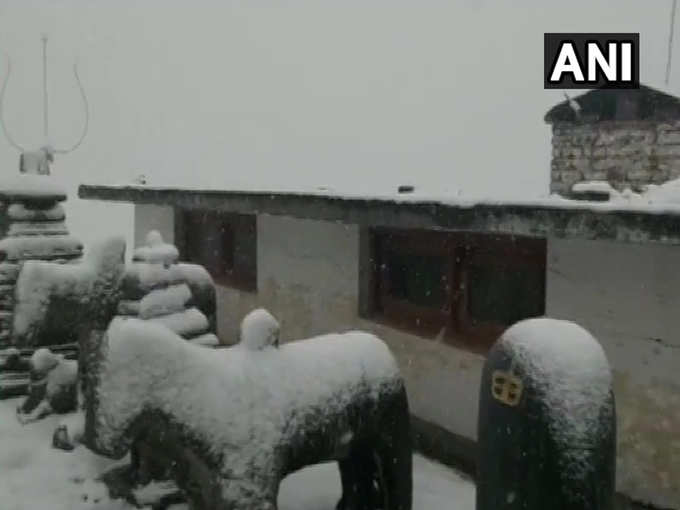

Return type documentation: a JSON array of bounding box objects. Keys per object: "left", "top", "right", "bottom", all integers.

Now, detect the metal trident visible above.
[{"left": 0, "top": 35, "right": 89, "bottom": 174}]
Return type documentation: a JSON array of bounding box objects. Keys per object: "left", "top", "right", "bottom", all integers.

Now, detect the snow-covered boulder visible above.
[
  {"left": 81, "top": 317, "right": 412, "bottom": 510},
  {"left": 12, "top": 237, "right": 126, "bottom": 347},
  {"left": 17, "top": 347, "right": 78, "bottom": 424}
]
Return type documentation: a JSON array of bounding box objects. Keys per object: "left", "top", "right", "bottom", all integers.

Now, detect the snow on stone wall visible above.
[{"left": 550, "top": 120, "right": 680, "bottom": 195}]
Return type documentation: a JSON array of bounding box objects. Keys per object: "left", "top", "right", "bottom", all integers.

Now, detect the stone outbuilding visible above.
[{"left": 546, "top": 84, "right": 680, "bottom": 195}]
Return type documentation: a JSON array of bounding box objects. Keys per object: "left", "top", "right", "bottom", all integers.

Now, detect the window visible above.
[
  {"left": 362, "top": 228, "right": 546, "bottom": 352},
  {"left": 177, "top": 209, "right": 257, "bottom": 292}
]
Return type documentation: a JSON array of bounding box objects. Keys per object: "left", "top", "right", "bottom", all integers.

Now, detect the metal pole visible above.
[
  {"left": 666, "top": 0, "right": 677, "bottom": 86},
  {"left": 42, "top": 34, "right": 48, "bottom": 140}
]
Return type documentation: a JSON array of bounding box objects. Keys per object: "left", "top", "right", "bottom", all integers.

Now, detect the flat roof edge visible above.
[{"left": 78, "top": 184, "right": 680, "bottom": 245}]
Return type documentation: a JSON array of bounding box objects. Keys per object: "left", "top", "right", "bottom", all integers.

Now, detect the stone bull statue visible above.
[{"left": 81, "top": 312, "right": 413, "bottom": 510}]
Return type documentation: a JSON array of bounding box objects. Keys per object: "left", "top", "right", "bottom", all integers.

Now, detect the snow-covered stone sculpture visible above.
[
  {"left": 81, "top": 230, "right": 219, "bottom": 487},
  {"left": 0, "top": 174, "right": 83, "bottom": 349},
  {"left": 12, "top": 236, "right": 126, "bottom": 348},
  {"left": 119, "top": 230, "right": 217, "bottom": 346},
  {"left": 16, "top": 347, "right": 78, "bottom": 424},
  {"left": 0, "top": 343, "right": 79, "bottom": 399},
  {"left": 0, "top": 174, "right": 87, "bottom": 398},
  {"left": 81, "top": 315, "right": 413, "bottom": 510},
  {"left": 477, "top": 318, "right": 616, "bottom": 510}
]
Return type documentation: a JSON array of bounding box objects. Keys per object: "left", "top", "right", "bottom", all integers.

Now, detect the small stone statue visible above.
[{"left": 16, "top": 347, "right": 78, "bottom": 424}]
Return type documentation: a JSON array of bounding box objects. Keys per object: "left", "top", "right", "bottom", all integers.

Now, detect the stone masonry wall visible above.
[{"left": 550, "top": 120, "right": 680, "bottom": 195}]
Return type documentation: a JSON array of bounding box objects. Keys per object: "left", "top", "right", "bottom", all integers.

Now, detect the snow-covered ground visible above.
[{"left": 0, "top": 397, "right": 475, "bottom": 510}]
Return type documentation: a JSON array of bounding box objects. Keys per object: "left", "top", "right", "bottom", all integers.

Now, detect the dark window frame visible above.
[
  {"left": 361, "top": 227, "right": 547, "bottom": 353},
  {"left": 176, "top": 208, "right": 257, "bottom": 293}
]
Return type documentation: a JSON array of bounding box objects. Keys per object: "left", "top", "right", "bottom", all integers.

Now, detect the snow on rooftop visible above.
[{"left": 81, "top": 175, "right": 680, "bottom": 216}]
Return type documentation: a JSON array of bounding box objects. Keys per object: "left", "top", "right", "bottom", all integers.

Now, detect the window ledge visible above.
[{"left": 363, "top": 312, "right": 500, "bottom": 356}]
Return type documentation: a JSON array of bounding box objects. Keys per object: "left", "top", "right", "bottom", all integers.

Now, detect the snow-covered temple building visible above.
[{"left": 79, "top": 86, "right": 680, "bottom": 510}]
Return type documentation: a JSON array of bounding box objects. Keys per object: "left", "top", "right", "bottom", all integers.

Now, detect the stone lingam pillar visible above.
[{"left": 0, "top": 174, "right": 83, "bottom": 397}]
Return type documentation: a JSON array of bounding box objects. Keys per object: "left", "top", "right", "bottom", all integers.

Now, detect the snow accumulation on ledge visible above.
[
  {"left": 81, "top": 176, "right": 680, "bottom": 216},
  {"left": 0, "top": 174, "right": 67, "bottom": 199}
]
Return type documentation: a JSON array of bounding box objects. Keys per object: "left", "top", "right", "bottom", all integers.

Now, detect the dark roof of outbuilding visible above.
[{"left": 544, "top": 84, "right": 680, "bottom": 123}]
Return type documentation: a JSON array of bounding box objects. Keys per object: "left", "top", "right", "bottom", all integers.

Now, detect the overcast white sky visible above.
[{"left": 0, "top": 1, "right": 677, "bottom": 248}]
